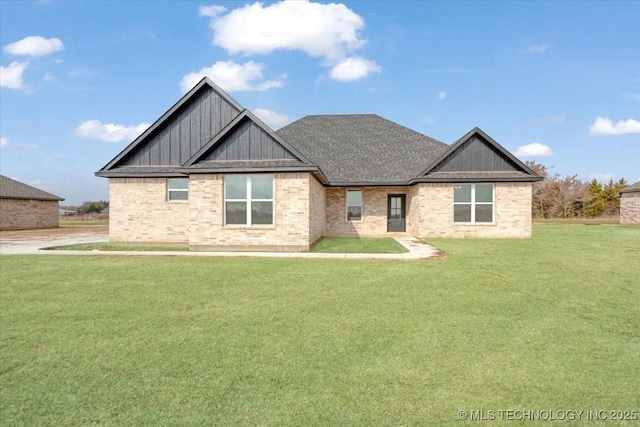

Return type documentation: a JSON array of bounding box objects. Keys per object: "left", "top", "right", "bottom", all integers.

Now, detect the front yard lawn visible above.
[
  {"left": 311, "top": 236, "right": 407, "bottom": 253},
  {"left": 1, "top": 224, "right": 638, "bottom": 425}
]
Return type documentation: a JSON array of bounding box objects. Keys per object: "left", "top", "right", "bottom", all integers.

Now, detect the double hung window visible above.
[
  {"left": 346, "top": 190, "right": 362, "bottom": 221},
  {"left": 453, "top": 184, "right": 494, "bottom": 223},
  {"left": 167, "top": 178, "right": 188, "bottom": 201},
  {"left": 225, "top": 175, "right": 274, "bottom": 225}
]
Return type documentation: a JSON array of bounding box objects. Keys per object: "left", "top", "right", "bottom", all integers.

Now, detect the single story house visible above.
[
  {"left": 619, "top": 181, "right": 640, "bottom": 224},
  {"left": 96, "top": 78, "right": 541, "bottom": 251},
  {"left": 0, "top": 174, "right": 65, "bottom": 231}
]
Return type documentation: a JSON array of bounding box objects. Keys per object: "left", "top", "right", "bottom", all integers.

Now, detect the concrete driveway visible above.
[{"left": 0, "top": 226, "right": 109, "bottom": 255}]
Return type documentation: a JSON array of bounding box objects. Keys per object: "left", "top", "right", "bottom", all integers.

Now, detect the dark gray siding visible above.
[
  {"left": 122, "top": 86, "right": 241, "bottom": 166},
  {"left": 433, "top": 136, "right": 519, "bottom": 172},
  {"left": 204, "top": 120, "right": 296, "bottom": 161}
]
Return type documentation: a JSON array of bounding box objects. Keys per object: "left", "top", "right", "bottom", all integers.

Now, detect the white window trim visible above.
[
  {"left": 346, "top": 189, "right": 363, "bottom": 222},
  {"left": 224, "top": 174, "right": 275, "bottom": 226},
  {"left": 167, "top": 178, "right": 189, "bottom": 202},
  {"left": 453, "top": 183, "right": 495, "bottom": 224}
]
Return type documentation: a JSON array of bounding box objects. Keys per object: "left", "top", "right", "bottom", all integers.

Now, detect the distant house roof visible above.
[
  {"left": 0, "top": 175, "right": 64, "bottom": 201},
  {"left": 619, "top": 181, "right": 640, "bottom": 194},
  {"left": 277, "top": 114, "right": 449, "bottom": 185}
]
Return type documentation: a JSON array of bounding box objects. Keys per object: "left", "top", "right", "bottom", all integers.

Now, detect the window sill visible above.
[
  {"left": 224, "top": 225, "right": 276, "bottom": 230},
  {"left": 453, "top": 222, "right": 495, "bottom": 226}
]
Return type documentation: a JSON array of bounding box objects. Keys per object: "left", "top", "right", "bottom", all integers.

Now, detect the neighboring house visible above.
[
  {"left": 96, "top": 78, "right": 541, "bottom": 251},
  {"left": 0, "top": 175, "right": 65, "bottom": 231},
  {"left": 619, "top": 181, "right": 640, "bottom": 224},
  {"left": 59, "top": 208, "right": 78, "bottom": 216}
]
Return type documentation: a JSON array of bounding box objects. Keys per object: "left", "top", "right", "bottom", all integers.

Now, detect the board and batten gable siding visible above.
[
  {"left": 204, "top": 119, "right": 297, "bottom": 161},
  {"left": 432, "top": 135, "right": 520, "bottom": 172},
  {"left": 122, "top": 86, "right": 241, "bottom": 167}
]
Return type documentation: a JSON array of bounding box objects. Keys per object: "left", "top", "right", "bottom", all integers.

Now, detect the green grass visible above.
[
  {"left": 47, "top": 237, "right": 403, "bottom": 253},
  {"left": 44, "top": 242, "right": 189, "bottom": 251},
  {"left": 59, "top": 220, "right": 109, "bottom": 227},
  {"left": 311, "top": 236, "right": 407, "bottom": 253},
  {"left": 1, "top": 225, "right": 639, "bottom": 425}
]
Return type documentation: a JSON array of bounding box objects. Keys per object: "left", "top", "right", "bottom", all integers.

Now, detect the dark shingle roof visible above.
[
  {"left": 0, "top": 175, "right": 64, "bottom": 201},
  {"left": 619, "top": 181, "right": 640, "bottom": 194},
  {"left": 277, "top": 114, "right": 448, "bottom": 185},
  {"left": 415, "top": 171, "right": 537, "bottom": 182}
]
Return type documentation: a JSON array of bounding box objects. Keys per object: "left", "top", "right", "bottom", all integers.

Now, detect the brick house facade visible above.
[
  {"left": 619, "top": 182, "right": 640, "bottom": 225},
  {"left": 97, "top": 78, "right": 541, "bottom": 251},
  {"left": 0, "top": 175, "right": 64, "bottom": 231}
]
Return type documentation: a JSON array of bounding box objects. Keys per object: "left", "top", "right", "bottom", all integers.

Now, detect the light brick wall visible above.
[
  {"left": 411, "top": 182, "right": 533, "bottom": 238},
  {"left": 0, "top": 198, "right": 59, "bottom": 230},
  {"left": 309, "top": 175, "right": 326, "bottom": 245},
  {"left": 325, "top": 186, "right": 409, "bottom": 235},
  {"left": 109, "top": 176, "right": 535, "bottom": 246},
  {"left": 109, "top": 178, "right": 189, "bottom": 242},
  {"left": 620, "top": 192, "right": 640, "bottom": 224},
  {"left": 188, "top": 172, "right": 313, "bottom": 251}
]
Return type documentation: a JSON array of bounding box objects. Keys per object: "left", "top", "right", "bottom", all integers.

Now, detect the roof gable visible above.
[
  {"left": 416, "top": 127, "right": 542, "bottom": 182},
  {"left": 0, "top": 174, "right": 64, "bottom": 201},
  {"left": 98, "top": 78, "right": 242, "bottom": 172},
  {"left": 185, "top": 110, "right": 313, "bottom": 166}
]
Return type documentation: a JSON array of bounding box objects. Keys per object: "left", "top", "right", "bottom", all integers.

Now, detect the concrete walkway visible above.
[{"left": 1, "top": 230, "right": 441, "bottom": 260}]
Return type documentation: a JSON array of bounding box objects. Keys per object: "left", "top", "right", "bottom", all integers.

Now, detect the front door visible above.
[{"left": 387, "top": 194, "right": 406, "bottom": 232}]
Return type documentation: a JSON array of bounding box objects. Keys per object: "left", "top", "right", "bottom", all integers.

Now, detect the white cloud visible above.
[
  {"left": 519, "top": 44, "right": 548, "bottom": 54},
  {"left": 0, "top": 61, "right": 29, "bottom": 90},
  {"left": 514, "top": 142, "right": 553, "bottom": 157},
  {"left": 43, "top": 73, "right": 53, "bottom": 82},
  {"left": 329, "top": 57, "right": 381, "bottom": 82},
  {"left": 198, "top": 5, "right": 226, "bottom": 18},
  {"left": 180, "top": 60, "right": 285, "bottom": 93},
  {"left": 74, "top": 120, "right": 151, "bottom": 143},
  {"left": 588, "top": 117, "right": 640, "bottom": 136},
  {"left": 0, "top": 137, "right": 7, "bottom": 148},
  {"left": 4, "top": 36, "right": 64, "bottom": 56},
  {"left": 206, "top": 1, "right": 365, "bottom": 60},
  {"left": 253, "top": 108, "right": 292, "bottom": 129},
  {"left": 623, "top": 93, "right": 640, "bottom": 101},
  {"left": 421, "top": 117, "right": 436, "bottom": 125},
  {"left": 437, "top": 91, "right": 447, "bottom": 101},
  {"left": 201, "top": 1, "right": 378, "bottom": 82}
]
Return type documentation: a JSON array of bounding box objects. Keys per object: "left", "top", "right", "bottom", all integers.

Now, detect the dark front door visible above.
[{"left": 387, "top": 194, "right": 406, "bottom": 232}]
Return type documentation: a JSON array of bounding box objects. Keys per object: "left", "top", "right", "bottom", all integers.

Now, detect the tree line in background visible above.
[
  {"left": 526, "top": 161, "right": 628, "bottom": 219},
  {"left": 60, "top": 200, "right": 109, "bottom": 215}
]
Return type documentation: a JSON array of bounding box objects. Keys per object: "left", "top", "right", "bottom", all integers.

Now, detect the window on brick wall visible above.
[
  {"left": 167, "top": 178, "right": 188, "bottom": 201},
  {"left": 453, "top": 184, "right": 494, "bottom": 223},
  {"left": 225, "top": 174, "right": 274, "bottom": 226},
  {"left": 346, "top": 189, "right": 362, "bottom": 221}
]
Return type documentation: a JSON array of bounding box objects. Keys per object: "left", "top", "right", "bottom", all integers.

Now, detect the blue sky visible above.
[{"left": 1, "top": 0, "right": 638, "bottom": 205}]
